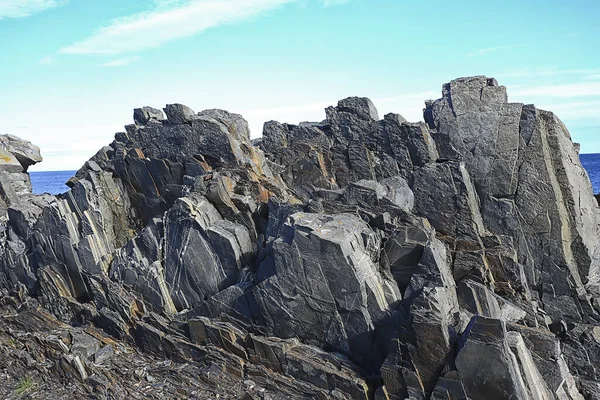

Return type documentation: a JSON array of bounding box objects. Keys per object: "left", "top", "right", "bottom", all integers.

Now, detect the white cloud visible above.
[
  {"left": 496, "top": 68, "right": 600, "bottom": 78},
  {"left": 530, "top": 101, "right": 600, "bottom": 122},
  {"left": 0, "top": 0, "right": 67, "bottom": 19},
  {"left": 59, "top": 0, "right": 296, "bottom": 56},
  {"left": 25, "top": 125, "right": 122, "bottom": 172},
  {"left": 467, "top": 44, "right": 525, "bottom": 57},
  {"left": 100, "top": 56, "right": 141, "bottom": 67},
  {"left": 510, "top": 81, "right": 600, "bottom": 98}
]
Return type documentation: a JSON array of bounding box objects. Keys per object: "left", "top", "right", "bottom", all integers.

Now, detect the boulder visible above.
[
  {"left": 253, "top": 212, "right": 401, "bottom": 370},
  {"left": 0, "top": 134, "right": 42, "bottom": 170},
  {"left": 133, "top": 106, "right": 165, "bottom": 125},
  {"left": 163, "top": 103, "right": 196, "bottom": 124}
]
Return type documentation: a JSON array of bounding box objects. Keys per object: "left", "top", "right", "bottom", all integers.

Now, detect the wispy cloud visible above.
[
  {"left": 0, "top": 0, "right": 67, "bottom": 19},
  {"left": 100, "top": 56, "right": 141, "bottom": 67},
  {"left": 496, "top": 68, "right": 600, "bottom": 78},
  {"left": 467, "top": 44, "right": 525, "bottom": 57},
  {"left": 39, "top": 56, "right": 55, "bottom": 65},
  {"left": 511, "top": 81, "right": 600, "bottom": 98},
  {"left": 532, "top": 101, "right": 600, "bottom": 122},
  {"left": 59, "top": 0, "right": 296, "bottom": 56},
  {"left": 584, "top": 74, "right": 600, "bottom": 81}
]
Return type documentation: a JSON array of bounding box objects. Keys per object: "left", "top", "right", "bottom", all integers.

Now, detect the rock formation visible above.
[{"left": 1, "top": 76, "right": 599, "bottom": 399}]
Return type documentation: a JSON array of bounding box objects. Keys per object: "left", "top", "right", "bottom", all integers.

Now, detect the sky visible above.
[{"left": 1, "top": 0, "right": 599, "bottom": 171}]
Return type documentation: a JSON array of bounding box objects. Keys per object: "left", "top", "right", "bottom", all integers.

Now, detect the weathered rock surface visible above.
[{"left": 1, "top": 76, "right": 600, "bottom": 399}]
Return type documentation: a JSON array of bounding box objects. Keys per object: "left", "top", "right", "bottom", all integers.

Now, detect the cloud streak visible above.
[
  {"left": 467, "top": 44, "right": 525, "bottom": 57},
  {"left": 59, "top": 0, "right": 296, "bottom": 56},
  {"left": 0, "top": 0, "right": 67, "bottom": 19},
  {"left": 496, "top": 68, "right": 600, "bottom": 78},
  {"left": 511, "top": 81, "right": 600, "bottom": 98},
  {"left": 100, "top": 56, "right": 141, "bottom": 67},
  {"left": 532, "top": 101, "right": 600, "bottom": 122}
]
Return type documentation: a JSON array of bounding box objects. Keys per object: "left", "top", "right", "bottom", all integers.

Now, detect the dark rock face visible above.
[{"left": 1, "top": 76, "right": 599, "bottom": 399}]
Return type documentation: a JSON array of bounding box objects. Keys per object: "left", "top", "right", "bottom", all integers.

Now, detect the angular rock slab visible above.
[{"left": 254, "top": 212, "right": 401, "bottom": 370}]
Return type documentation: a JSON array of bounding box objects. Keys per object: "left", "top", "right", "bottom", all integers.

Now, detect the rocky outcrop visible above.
[
  {"left": 0, "top": 134, "right": 44, "bottom": 226},
  {"left": 1, "top": 76, "right": 599, "bottom": 399}
]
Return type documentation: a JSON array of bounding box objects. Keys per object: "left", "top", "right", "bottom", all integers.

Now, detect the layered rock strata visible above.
[{"left": 1, "top": 76, "right": 599, "bottom": 399}]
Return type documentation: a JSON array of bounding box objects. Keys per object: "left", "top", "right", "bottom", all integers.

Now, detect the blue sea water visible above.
[
  {"left": 581, "top": 154, "right": 600, "bottom": 194},
  {"left": 28, "top": 155, "right": 600, "bottom": 196},
  {"left": 30, "top": 170, "right": 76, "bottom": 195}
]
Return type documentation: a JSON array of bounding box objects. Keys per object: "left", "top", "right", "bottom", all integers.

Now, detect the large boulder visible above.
[
  {"left": 425, "top": 76, "right": 600, "bottom": 324},
  {"left": 253, "top": 212, "right": 401, "bottom": 370}
]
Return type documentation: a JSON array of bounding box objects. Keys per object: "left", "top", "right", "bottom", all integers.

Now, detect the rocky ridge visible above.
[{"left": 1, "top": 76, "right": 600, "bottom": 399}]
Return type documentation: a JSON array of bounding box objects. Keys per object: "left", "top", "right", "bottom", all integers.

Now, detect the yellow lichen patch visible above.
[
  {"left": 133, "top": 148, "right": 145, "bottom": 159},
  {"left": 199, "top": 160, "right": 212, "bottom": 171},
  {"left": 288, "top": 196, "right": 303, "bottom": 205},
  {"left": 222, "top": 176, "right": 235, "bottom": 193},
  {"left": 130, "top": 299, "right": 146, "bottom": 319},
  {"left": 248, "top": 171, "right": 261, "bottom": 184},
  {"left": 193, "top": 154, "right": 213, "bottom": 172},
  {"left": 84, "top": 327, "right": 120, "bottom": 348},
  {"left": 256, "top": 184, "right": 271, "bottom": 203},
  {"left": 32, "top": 307, "right": 71, "bottom": 329},
  {"left": 247, "top": 146, "right": 265, "bottom": 176},
  {"left": 316, "top": 152, "right": 330, "bottom": 178},
  {"left": 41, "top": 267, "right": 74, "bottom": 299},
  {"left": 422, "top": 128, "right": 432, "bottom": 145},
  {"left": 227, "top": 124, "right": 238, "bottom": 138},
  {"left": 481, "top": 254, "right": 494, "bottom": 282},
  {"left": 0, "top": 154, "right": 13, "bottom": 162}
]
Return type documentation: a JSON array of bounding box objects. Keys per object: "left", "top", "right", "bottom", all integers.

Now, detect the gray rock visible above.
[
  {"left": 0, "top": 134, "right": 42, "bottom": 170},
  {"left": 133, "top": 106, "right": 165, "bottom": 125},
  {"left": 253, "top": 212, "right": 401, "bottom": 370},
  {"left": 163, "top": 103, "right": 197, "bottom": 124},
  {"left": 70, "top": 331, "right": 101, "bottom": 360},
  {"left": 0, "top": 76, "right": 599, "bottom": 399},
  {"left": 455, "top": 317, "right": 525, "bottom": 399},
  {"left": 0, "top": 149, "right": 24, "bottom": 173},
  {"left": 198, "top": 109, "right": 251, "bottom": 141},
  {"left": 334, "top": 96, "right": 380, "bottom": 121}
]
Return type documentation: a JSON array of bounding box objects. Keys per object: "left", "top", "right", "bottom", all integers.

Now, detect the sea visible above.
[
  {"left": 28, "top": 154, "right": 600, "bottom": 196},
  {"left": 581, "top": 154, "right": 600, "bottom": 194},
  {"left": 30, "top": 170, "right": 76, "bottom": 195}
]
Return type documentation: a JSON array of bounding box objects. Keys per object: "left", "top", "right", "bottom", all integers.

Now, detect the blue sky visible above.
[{"left": 1, "top": 0, "right": 599, "bottom": 171}]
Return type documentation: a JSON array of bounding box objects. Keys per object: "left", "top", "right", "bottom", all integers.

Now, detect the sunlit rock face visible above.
[{"left": 0, "top": 77, "right": 599, "bottom": 399}]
